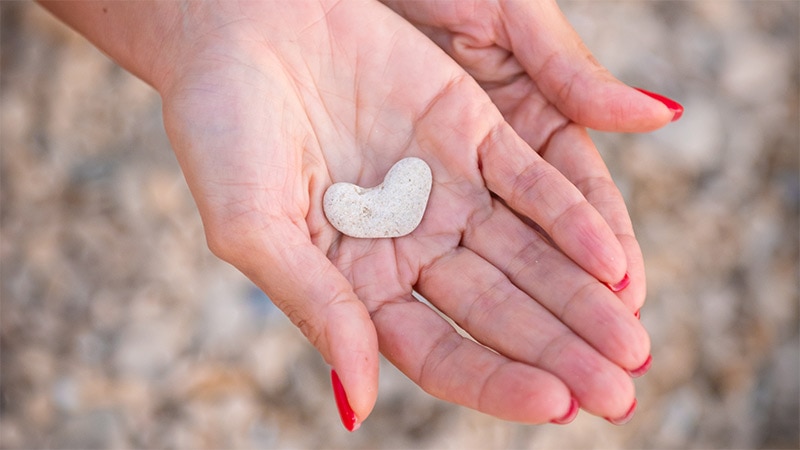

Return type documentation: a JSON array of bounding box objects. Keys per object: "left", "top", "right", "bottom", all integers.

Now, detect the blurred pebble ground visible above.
[{"left": 1, "top": 1, "right": 798, "bottom": 449}]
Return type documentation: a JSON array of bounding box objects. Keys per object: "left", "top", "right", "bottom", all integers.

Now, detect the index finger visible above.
[
  {"left": 536, "top": 123, "right": 647, "bottom": 312},
  {"left": 477, "top": 123, "right": 628, "bottom": 286},
  {"left": 500, "top": 0, "right": 677, "bottom": 131}
]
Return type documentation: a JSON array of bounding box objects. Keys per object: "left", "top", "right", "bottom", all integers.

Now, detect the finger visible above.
[
  {"left": 371, "top": 296, "right": 576, "bottom": 424},
  {"left": 415, "top": 246, "right": 636, "bottom": 418},
  {"left": 462, "top": 199, "right": 650, "bottom": 371},
  {"left": 500, "top": 0, "right": 679, "bottom": 131},
  {"left": 477, "top": 123, "right": 628, "bottom": 286},
  {"left": 616, "top": 234, "right": 647, "bottom": 314},
  {"left": 208, "top": 217, "right": 380, "bottom": 426},
  {"left": 538, "top": 123, "right": 647, "bottom": 312}
]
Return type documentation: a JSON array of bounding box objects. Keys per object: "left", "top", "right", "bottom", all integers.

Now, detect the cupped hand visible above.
[
  {"left": 384, "top": 0, "right": 683, "bottom": 315},
  {"left": 157, "top": 0, "right": 649, "bottom": 427}
]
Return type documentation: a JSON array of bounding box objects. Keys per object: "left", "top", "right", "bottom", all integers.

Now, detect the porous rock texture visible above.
[{"left": 323, "top": 157, "right": 432, "bottom": 239}]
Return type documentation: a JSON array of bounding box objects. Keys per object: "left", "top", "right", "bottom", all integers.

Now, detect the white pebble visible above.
[{"left": 323, "top": 157, "right": 432, "bottom": 238}]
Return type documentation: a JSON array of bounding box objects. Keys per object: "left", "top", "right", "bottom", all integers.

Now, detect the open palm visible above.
[
  {"left": 386, "top": 0, "right": 682, "bottom": 316},
  {"left": 159, "top": 0, "right": 649, "bottom": 426}
]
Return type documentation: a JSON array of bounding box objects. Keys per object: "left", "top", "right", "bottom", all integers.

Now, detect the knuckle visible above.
[
  {"left": 509, "top": 164, "right": 550, "bottom": 208},
  {"left": 290, "top": 312, "right": 324, "bottom": 350}
]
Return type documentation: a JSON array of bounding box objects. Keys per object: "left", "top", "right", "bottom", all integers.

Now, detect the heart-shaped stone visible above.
[{"left": 323, "top": 157, "right": 432, "bottom": 238}]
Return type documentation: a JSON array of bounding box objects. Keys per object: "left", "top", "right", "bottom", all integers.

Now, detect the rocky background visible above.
[{"left": 1, "top": 1, "right": 798, "bottom": 449}]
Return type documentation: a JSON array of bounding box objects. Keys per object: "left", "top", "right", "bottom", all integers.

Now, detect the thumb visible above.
[
  {"left": 502, "top": 0, "right": 682, "bottom": 132},
  {"left": 213, "top": 219, "right": 379, "bottom": 431}
]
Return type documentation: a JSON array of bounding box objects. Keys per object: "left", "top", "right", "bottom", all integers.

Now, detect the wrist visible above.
[{"left": 37, "top": 0, "right": 203, "bottom": 92}]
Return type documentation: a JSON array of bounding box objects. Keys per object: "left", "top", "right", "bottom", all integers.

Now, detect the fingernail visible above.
[
  {"left": 634, "top": 309, "right": 641, "bottom": 320},
  {"left": 606, "top": 272, "right": 631, "bottom": 292},
  {"left": 605, "top": 399, "right": 637, "bottom": 425},
  {"left": 627, "top": 354, "right": 652, "bottom": 378},
  {"left": 331, "top": 369, "right": 359, "bottom": 432},
  {"left": 635, "top": 87, "right": 684, "bottom": 121},
  {"left": 550, "top": 397, "right": 579, "bottom": 425}
]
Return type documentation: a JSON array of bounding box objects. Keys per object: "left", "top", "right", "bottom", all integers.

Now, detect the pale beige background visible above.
[{"left": 2, "top": 1, "right": 798, "bottom": 448}]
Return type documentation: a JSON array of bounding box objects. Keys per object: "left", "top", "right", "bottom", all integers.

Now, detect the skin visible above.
[
  {"left": 40, "top": 0, "right": 673, "bottom": 426},
  {"left": 383, "top": 0, "right": 676, "bottom": 314}
]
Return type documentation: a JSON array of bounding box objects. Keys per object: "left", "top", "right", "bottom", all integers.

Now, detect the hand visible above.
[
  {"left": 383, "top": 0, "right": 684, "bottom": 314},
  {"left": 41, "top": 0, "right": 650, "bottom": 427}
]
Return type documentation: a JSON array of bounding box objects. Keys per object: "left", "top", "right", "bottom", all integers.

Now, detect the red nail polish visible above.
[
  {"left": 635, "top": 87, "right": 684, "bottom": 121},
  {"left": 606, "top": 272, "right": 631, "bottom": 292},
  {"left": 605, "top": 399, "right": 637, "bottom": 425},
  {"left": 550, "top": 397, "right": 579, "bottom": 425},
  {"left": 331, "top": 369, "right": 359, "bottom": 431},
  {"left": 634, "top": 309, "right": 641, "bottom": 320},
  {"left": 628, "top": 354, "right": 652, "bottom": 378}
]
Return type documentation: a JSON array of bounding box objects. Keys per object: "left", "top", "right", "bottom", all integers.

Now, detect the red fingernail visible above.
[
  {"left": 628, "top": 354, "right": 652, "bottom": 378},
  {"left": 605, "top": 399, "right": 637, "bottom": 425},
  {"left": 550, "top": 397, "right": 579, "bottom": 425},
  {"left": 606, "top": 272, "right": 630, "bottom": 292},
  {"left": 331, "top": 369, "right": 359, "bottom": 432},
  {"left": 635, "top": 87, "right": 684, "bottom": 121},
  {"left": 634, "top": 309, "right": 641, "bottom": 320}
]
